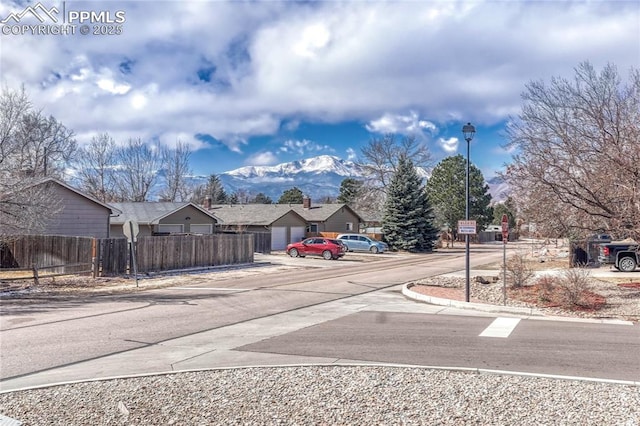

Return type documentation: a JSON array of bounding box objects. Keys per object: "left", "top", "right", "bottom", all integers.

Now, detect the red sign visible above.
[{"left": 501, "top": 214, "right": 509, "bottom": 243}]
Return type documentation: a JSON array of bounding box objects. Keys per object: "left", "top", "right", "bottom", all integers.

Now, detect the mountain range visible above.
[{"left": 194, "top": 155, "right": 510, "bottom": 203}]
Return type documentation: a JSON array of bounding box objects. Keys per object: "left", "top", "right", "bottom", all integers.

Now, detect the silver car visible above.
[{"left": 336, "top": 234, "right": 388, "bottom": 254}]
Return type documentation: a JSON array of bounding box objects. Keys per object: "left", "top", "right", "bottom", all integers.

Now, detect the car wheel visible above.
[
  {"left": 618, "top": 256, "right": 637, "bottom": 272},
  {"left": 343, "top": 245, "right": 350, "bottom": 252},
  {"left": 322, "top": 250, "right": 333, "bottom": 260},
  {"left": 289, "top": 248, "right": 299, "bottom": 258},
  {"left": 370, "top": 246, "right": 379, "bottom": 254}
]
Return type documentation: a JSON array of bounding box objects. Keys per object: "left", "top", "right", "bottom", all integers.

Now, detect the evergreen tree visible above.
[
  {"left": 425, "top": 155, "right": 493, "bottom": 235},
  {"left": 251, "top": 192, "right": 273, "bottom": 204},
  {"left": 278, "top": 187, "right": 304, "bottom": 204},
  {"left": 337, "top": 178, "right": 364, "bottom": 204},
  {"left": 227, "top": 192, "right": 239, "bottom": 204},
  {"left": 382, "top": 155, "right": 438, "bottom": 252},
  {"left": 492, "top": 197, "right": 517, "bottom": 228}
]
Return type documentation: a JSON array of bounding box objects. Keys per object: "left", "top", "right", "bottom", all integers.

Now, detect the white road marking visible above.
[
  {"left": 479, "top": 317, "right": 521, "bottom": 338},
  {"left": 169, "top": 287, "right": 249, "bottom": 291}
]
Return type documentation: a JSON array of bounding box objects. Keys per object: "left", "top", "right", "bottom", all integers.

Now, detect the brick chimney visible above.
[
  {"left": 204, "top": 196, "right": 212, "bottom": 209},
  {"left": 303, "top": 196, "right": 311, "bottom": 209}
]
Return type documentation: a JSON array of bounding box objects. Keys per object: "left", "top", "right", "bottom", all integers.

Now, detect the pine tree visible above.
[
  {"left": 382, "top": 154, "right": 438, "bottom": 252},
  {"left": 425, "top": 155, "right": 493, "bottom": 235},
  {"left": 337, "top": 178, "right": 364, "bottom": 204},
  {"left": 278, "top": 187, "right": 304, "bottom": 204}
]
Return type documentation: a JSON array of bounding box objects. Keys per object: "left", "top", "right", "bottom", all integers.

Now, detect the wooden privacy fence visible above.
[
  {"left": 0, "top": 235, "right": 94, "bottom": 278},
  {"left": 132, "top": 234, "right": 253, "bottom": 273},
  {"left": 1, "top": 233, "right": 256, "bottom": 278}
]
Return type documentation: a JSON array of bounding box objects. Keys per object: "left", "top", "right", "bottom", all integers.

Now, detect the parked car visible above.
[
  {"left": 287, "top": 238, "right": 346, "bottom": 260},
  {"left": 336, "top": 234, "right": 388, "bottom": 254},
  {"left": 597, "top": 241, "right": 639, "bottom": 272}
]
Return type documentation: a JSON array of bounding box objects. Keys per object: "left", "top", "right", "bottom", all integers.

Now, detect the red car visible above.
[{"left": 286, "top": 238, "right": 346, "bottom": 260}]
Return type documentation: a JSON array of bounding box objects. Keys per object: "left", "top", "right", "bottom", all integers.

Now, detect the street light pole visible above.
[{"left": 462, "top": 123, "right": 475, "bottom": 303}]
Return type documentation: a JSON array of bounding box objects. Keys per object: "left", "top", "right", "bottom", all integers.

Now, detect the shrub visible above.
[
  {"left": 505, "top": 252, "right": 535, "bottom": 288},
  {"left": 536, "top": 275, "right": 557, "bottom": 303},
  {"left": 557, "top": 267, "right": 592, "bottom": 307}
]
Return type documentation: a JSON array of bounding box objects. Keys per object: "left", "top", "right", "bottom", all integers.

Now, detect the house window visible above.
[
  {"left": 307, "top": 223, "right": 318, "bottom": 233},
  {"left": 346, "top": 222, "right": 353, "bottom": 231}
]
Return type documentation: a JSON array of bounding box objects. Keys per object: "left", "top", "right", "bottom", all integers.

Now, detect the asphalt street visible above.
[{"left": 1, "top": 245, "right": 638, "bottom": 392}]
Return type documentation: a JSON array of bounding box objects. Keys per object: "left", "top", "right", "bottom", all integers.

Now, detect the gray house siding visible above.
[
  {"left": 313, "top": 207, "right": 361, "bottom": 233},
  {"left": 109, "top": 203, "right": 218, "bottom": 238},
  {"left": 44, "top": 184, "right": 111, "bottom": 238},
  {"left": 160, "top": 208, "right": 217, "bottom": 234},
  {"left": 110, "top": 223, "right": 153, "bottom": 238}
]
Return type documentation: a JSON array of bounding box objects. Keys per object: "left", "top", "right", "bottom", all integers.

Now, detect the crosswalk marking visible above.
[{"left": 479, "top": 317, "right": 521, "bottom": 338}]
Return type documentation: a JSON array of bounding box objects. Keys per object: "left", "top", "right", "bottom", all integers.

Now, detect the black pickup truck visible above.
[{"left": 597, "top": 242, "right": 640, "bottom": 272}]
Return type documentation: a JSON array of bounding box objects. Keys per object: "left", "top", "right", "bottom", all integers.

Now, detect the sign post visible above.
[
  {"left": 123, "top": 220, "right": 140, "bottom": 287},
  {"left": 457, "top": 220, "right": 476, "bottom": 235},
  {"left": 458, "top": 220, "right": 476, "bottom": 303},
  {"left": 501, "top": 214, "right": 509, "bottom": 305}
]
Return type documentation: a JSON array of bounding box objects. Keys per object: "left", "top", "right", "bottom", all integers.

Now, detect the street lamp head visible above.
[{"left": 462, "top": 122, "right": 475, "bottom": 142}]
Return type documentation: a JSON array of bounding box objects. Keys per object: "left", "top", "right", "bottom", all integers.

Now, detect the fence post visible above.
[
  {"left": 91, "top": 238, "right": 98, "bottom": 278},
  {"left": 32, "top": 263, "right": 39, "bottom": 286}
]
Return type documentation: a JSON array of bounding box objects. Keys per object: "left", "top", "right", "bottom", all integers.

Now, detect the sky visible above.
[{"left": 1, "top": 0, "right": 639, "bottom": 180}]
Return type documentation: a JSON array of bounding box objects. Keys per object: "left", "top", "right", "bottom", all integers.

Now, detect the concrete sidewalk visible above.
[{"left": 2, "top": 267, "right": 634, "bottom": 393}]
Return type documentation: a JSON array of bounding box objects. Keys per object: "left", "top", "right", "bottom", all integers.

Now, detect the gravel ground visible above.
[
  {"left": 411, "top": 274, "right": 640, "bottom": 322},
  {"left": 2, "top": 253, "right": 639, "bottom": 425},
  {"left": 1, "top": 366, "right": 639, "bottom": 425}
]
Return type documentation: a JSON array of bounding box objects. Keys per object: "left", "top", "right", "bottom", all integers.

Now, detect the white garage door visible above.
[
  {"left": 290, "top": 226, "right": 306, "bottom": 244},
  {"left": 271, "top": 227, "right": 287, "bottom": 250},
  {"left": 190, "top": 224, "right": 213, "bottom": 234},
  {"left": 158, "top": 224, "right": 183, "bottom": 234}
]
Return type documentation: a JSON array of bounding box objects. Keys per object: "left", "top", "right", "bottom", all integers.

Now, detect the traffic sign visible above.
[
  {"left": 501, "top": 214, "right": 509, "bottom": 243},
  {"left": 458, "top": 220, "right": 476, "bottom": 235},
  {"left": 123, "top": 220, "right": 139, "bottom": 243}
]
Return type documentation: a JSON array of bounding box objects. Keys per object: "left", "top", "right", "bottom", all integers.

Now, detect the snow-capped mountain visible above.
[
  {"left": 218, "top": 155, "right": 365, "bottom": 200},
  {"left": 486, "top": 176, "right": 511, "bottom": 204},
  {"left": 192, "top": 154, "right": 510, "bottom": 202}
]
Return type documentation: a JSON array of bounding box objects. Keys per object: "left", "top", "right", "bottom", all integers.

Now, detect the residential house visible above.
[
  {"left": 291, "top": 197, "right": 363, "bottom": 235},
  {"left": 2, "top": 177, "right": 118, "bottom": 238},
  {"left": 109, "top": 202, "right": 219, "bottom": 238},
  {"left": 206, "top": 201, "right": 308, "bottom": 251}
]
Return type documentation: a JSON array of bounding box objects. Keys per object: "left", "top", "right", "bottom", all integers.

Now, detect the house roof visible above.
[
  {"left": 110, "top": 202, "right": 218, "bottom": 225},
  {"left": 291, "top": 203, "right": 363, "bottom": 222},
  {"left": 28, "top": 177, "right": 120, "bottom": 215},
  {"left": 208, "top": 204, "right": 306, "bottom": 226}
]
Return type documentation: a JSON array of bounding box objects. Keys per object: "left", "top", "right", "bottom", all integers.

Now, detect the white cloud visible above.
[
  {"left": 366, "top": 111, "right": 437, "bottom": 136},
  {"left": 292, "top": 23, "right": 331, "bottom": 58},
  {"left": 246, "top": 151, "right": 278, "bottom": 166},
  {"left": 2, "top": 0, "right": 637, "bottom": 158},
  {"left": 439, "top": 137, "right": 459, "bottom": 153},
  {"left": 279, "top": 139, "right": 333, "bottom": 156},
  {"left": 346, "top": 148, "right": 357, "bottom": 161}
]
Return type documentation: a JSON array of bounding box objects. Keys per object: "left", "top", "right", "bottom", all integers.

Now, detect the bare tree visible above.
[
  {"left": 14, "top": 111, "right": 76, "bottom": 177},
  {"left": 505, "top": 62, "right": 640, "bottom": 240},
  {"left": 74, "top": 133, "right": 118, "bottom": 202},
  {"left": 113, "top": 137, "right": 164, "bottom": 201},
  {"left": 0, "top": 85, "right": 76, "bottom": 178},
  {"left": 0, "top": 86, "right": 65, "bottom": 238},
  {"left": 354, "top": 134, "right": 434, "bottom": 220},
  {"left": 158, "top": 141, "right": 193, "bottom": 202},
  {"left": 359, "top": 134, "right": 433, "bottom": 189}
]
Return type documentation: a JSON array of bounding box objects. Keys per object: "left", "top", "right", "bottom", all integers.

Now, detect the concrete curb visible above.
[
  {"left": 402, "top": 283, "right": 635, "bottom": 325},
  {"left": 3, "top": 362, "right": 638, "bottom": 394}
]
